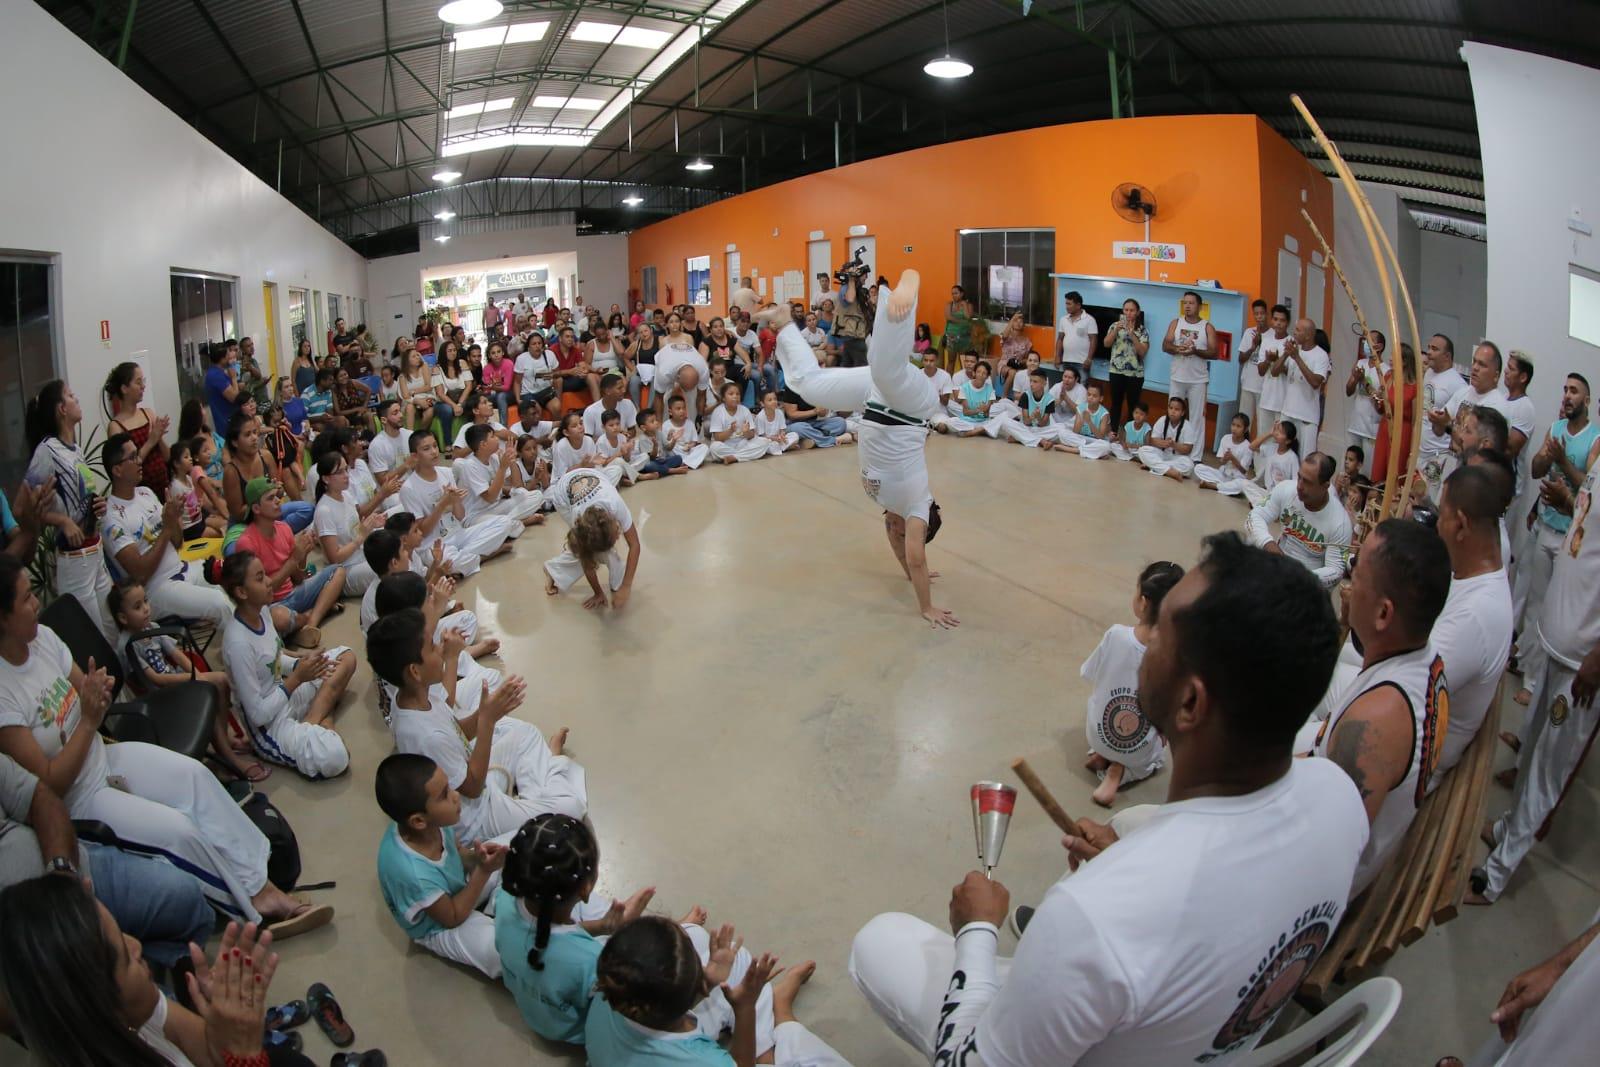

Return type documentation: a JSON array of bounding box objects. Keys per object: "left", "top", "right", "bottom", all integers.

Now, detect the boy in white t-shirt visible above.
[
  {"left": 368, "top": 399, "right": 414, "bottom": 477},
  {"left": 398, "top": 433, "right": 520, "bottom": 575},
  {"left": 754, "top": 387, "right": 802, "bottom": 454},
  {"left": 594, "top": 410, "right": 649, "bottom": 485},
  {"left": 660, "top": 394, "right": 710, "bottom": 469},
  {"left": 1237, "top": 299, "right": 1269, "bottom": 429},
  {"left": 510, "top": 398, "right": 555, "bottom": 445},
  {"left": 1274, "top": 318, "right": 1330, "bottom": 450},
  {"left": 541, "top": 468, "right": 642, "bottom": 611},
  {"left": 1253, "top": 305, "right": 1292, "bottom": 441},
  {"left": 455, "top": 424, "right": 545, "bottom": 528}
]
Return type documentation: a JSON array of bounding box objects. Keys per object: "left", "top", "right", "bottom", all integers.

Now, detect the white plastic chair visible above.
[{"left": 1233, "top": 977, "right": 1403, "bottom": 1067}]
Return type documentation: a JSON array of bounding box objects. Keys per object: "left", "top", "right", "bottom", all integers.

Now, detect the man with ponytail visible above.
[{"left": 375, "top": 753, "right": 507, "bottom": 977}]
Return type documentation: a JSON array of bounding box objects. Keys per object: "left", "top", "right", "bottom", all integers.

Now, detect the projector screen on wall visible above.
[{"left": 1571, "top": 265, "right": 1600, "bottom": 349}]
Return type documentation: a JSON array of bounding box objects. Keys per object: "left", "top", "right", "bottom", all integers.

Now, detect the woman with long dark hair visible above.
[
  {"left": 1104, "top": 297, "right": 1150, "bottom": 433},
  {"left": 291, "top": 338, "right": 318, "bottom": 396},
  {"left": 941, "top": 285, "right": 974, "bottom": 373},
  {"left": 0, "top": 876, "right": 303, "bottom": 1066},
  {"left": 104, "top": 362, "right": 171, "bottom": 492},
  {"left": 24, "top": 380, "right": 115, "bottom": 638},
  {"left": 219, "top": 414, "right": 313, "bottom": 536}
]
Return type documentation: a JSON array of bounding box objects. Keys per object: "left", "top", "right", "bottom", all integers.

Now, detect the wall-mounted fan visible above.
[{"left": 1112, "top": 183, "right": 1158, "bottom": 278}]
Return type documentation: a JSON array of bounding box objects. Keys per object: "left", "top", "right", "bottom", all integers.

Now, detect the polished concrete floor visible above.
[{"left": 190, "top": 437, "right": 1599, "bottom": 1065}]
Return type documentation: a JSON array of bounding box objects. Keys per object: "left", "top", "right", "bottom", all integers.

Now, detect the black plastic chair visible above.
[{"left": 38, "top": 596, "right": 218, "bottom": 763}]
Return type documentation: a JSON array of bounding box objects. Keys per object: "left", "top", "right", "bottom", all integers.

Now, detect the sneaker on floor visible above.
[{"left": 1007, "top": 905, "right": 1034, "bottom": 938}]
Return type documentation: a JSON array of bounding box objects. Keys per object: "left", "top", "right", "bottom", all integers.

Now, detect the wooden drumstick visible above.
[{"left": 1010, "top": 758, "right": 1082, "bottom": 836}]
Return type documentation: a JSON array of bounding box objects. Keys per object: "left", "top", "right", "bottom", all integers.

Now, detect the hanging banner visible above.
[
  {"left": 1112, "top": 241, "right": 1186, "bottom": 263},
  {"left": 485, "top": 268, "right": 549, "bottom": 291}
]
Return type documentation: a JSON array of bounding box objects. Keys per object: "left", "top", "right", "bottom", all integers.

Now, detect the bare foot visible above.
[
  {"left": 669, "top": 465, "right": 690, "bottom": 475},
  {"left": 799, "top": 438, "right": 816, "bottom": 450},
  {"left": 769, "top": 959, "right": 817, "bottom": 1023},
  {"left": 1513, "top": 689, "right": 1531, "bottom": 707},
  {"left": 548, "top": 727, "right": 569, "bottom": 756},
  {"left": 1092, "top": 764, "right": 1125, "bottom": 807},
  {"left": 1499, "top": 730, "right": 1522, "bottom": 753},
  {"left": 637, "top": 471, "right": 660, "bottom": 480},
  {"left": 1480, "top": 820, "right": 1496, "bottom": 849},
  {"left": 720, "top": 455, "right": 737, "bottom": 464},
  {"left": 1495, "top": 767, "right": 1517, "bottom": 788},
  {"left": 1084, "top": 753, "right": 1110, "bottom": 773},
  {"left": 679, "top": 905, "right": 708, "bottom": 926},
  {"left": 887, "top": 270, "right": 920, "bottom": 321},
  {"left": 838, "top": 432, "right": 855, "bottom": 444},
  {"left": 544, "top": 572, "right": 559, "bottom": 596},
  {"left": 523, "top": 513, "right": 546, "bottom": 526},
  {"left": 1199, "top": 481, "right": 1218, "bottom": 491},
  {"left": 474, "top": 637, "right": 502, "bottom": 658}
]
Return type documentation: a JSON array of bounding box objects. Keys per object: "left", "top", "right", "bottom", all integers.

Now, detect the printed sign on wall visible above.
[{"left": 1112, "top": 241, "right": 1187, "bottom": 263}]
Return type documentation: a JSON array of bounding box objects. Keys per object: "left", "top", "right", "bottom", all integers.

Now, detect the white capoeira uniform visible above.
[
  {"left": 313, "top": 491, "right": 378, "bottom": 597},
  {"left": 653, "top": 340, "right": 709, "bottom": 406},
  {"left": 1223, "top": 446, "right": 1296, "bottom": 506},
  {"left": 773, "top": 284, "right": 941, "bottom": 522},
  {"left": 223, "top": 613, "right": 352, "bottom": 779},
  {"left": 398, "top": 467, "right": 519, "bottom": 578},
  {"left": 1237, "top": 325, "right": 1264, "bottom": 429},
  {"left": 754, "top": 409, "right": 799, "bottom": 455},
  {"left": 1245, "top": 479, "right": 1353, "bottom": 588},
  {"left": 659, "top": 418, "right": 710, "bottom": 469},
  {"left": 348, "top": 457, "right": 400, "bottom": 517},
  {"left": 1056, "top": 404, "right": 1112, "bottom": 453},
  {"left": 1137, "top": 415, "right": 1202, "bottom": 477},
  {"left": 543, "top": 468, "right": 635, "bottom": 594},
  {"left": 390, "top": 691, "right": 586, "bottom": 846},
  {"left": 1419, "top": 365, "right": 1467, "bottom": 501},
  {"left": 1482, "top": 462, "right": 1600, "bottom": 900},
  {"left": 551, "top": 436, "right": 626, "bottom": 488},
  {"left": 594, "top": 432, "right": 649, "bottom": 482},
  {"left": 1313, "top": 644, "right": 1446, "bottom": 893},
  {"left": 997, "top": 387, "right": 1058, "bottom": 447},
  {"left": 1194, "top": 434, "right": 1255, "bottom": 488},
  {"left": 1082, "top": 624, "right": 1165, "bottom": 783},
  {"left": 0, "top": 626, "right": 275, "bottom": 921},
  {"left": 1166, "top": 316, "right": 1211, "bottom": 424},
  {"left": 1255, "top": 330, "right": 1289, "bottom": 439},
  {"left": 456, "top": 452, "right": 544, "bottom": 526},
  {"left": 850, "top": 759, "right": 1366, "bottom": 1064},
  {"left": 707, "top": 404, "right": 772, "bottom": 462},
  {"left": 1461, "top": 909, "right": 1600, "bottom": 1067}
]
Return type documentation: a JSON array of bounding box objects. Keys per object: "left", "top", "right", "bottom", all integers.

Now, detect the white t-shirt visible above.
[
  {"left": 1257, "top": 331, "right": 1289, "bottom": 412},
  {"left": 515, "top": 351, "right": 558, "bottom": 396},
  {"left": 549, "top": 468, "right": 633, "bottom": 533},
  {"left": 754, "top": 409, "right": 788, "bottom": 437},
  {"left": 102, "top": 488, "right": 183, "bottom": 585},
  {"left": 707, "top": 404, "right": 756, "bottom": 438},
  {"left": 582, "top": 399, "right": 638, "bottom": 438},
  {"left": 550, "top": 436, "right": 598, "bottom": 481},
  {"left": 0, "top": 627, "right": 109, "bottom": 812},
  {"left": 221, "top": 611, "right": 296, "bottom": 736},
  {"left": 963, "top": 759, "right": 1366, "bottom": 1066},
  {"left": 1080, "top": 624, "right": 1162, "bottom": 777},
  {"left": 452, "top": 420, "right": 505, "bottom": 453},
  {"left": 659, "top": 418, "right": 703, "bottom": 457},
  {"left": 389, "top": 694, "right": 488, "bottom": 837},
  {"left": 1279, "top": 344, "right": 1330, "bottom": 424},
  {"left": 1049, "top": 382, "right": 1087, "bottom": 427},
  {"left": 1056, "top": 311, "right": 1096, "bottom": 364},
  {"left": 1503, "top": 393, "right": 1538, "bottom": 494},
  {"left": 510, "top": 418, "right": 554, "bottom": 443},
  {"left": 1214, "top": 435, "right": 1254, "bottom": 476},
  {"left": 594, "top": 433, "right": 636, "bottom": 461},
  {"left": 398, "top": 467, "right": 462, "bottom": 547},
  {"left": 1245, "top": 479, "right": 1352, "bottom": 587},
  {"left": 1149, "top": 415, "right": 1201, "bottom": 459},
  {"left": 455, "top": 453, "right": 508, "bottom": 521},
  {"left": 1347, "top": 357, "right": 1383, "bottom": 438},
  {"left": 1420, "top": 366, "right": 1467, "bottom": 454},
  {"left": 313, "top": 492, "right": 361, "bottom": 547},
  {"left": 1429, "top": 570, "right": 1512, "bottom": 787},
  {"left": 1238, "top": 326, "right": 1263, "bottom": 395},
  {"left": 1167, "top": 317, "right": 1211, "bottom": 384},
  {"left": 367, "top": 429, "right": 411, "bottom": 475},
  {"left": 1261, "top": 447, "right": 1299, "bottom": 491},
  {"left": 1444, "top": 383, "right": 1508, "bottom": 422}
]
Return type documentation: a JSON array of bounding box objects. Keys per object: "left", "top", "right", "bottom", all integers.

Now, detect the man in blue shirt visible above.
[
  {"left": 203, "top": 339, "right": 243, "bottom": 434},
  {"left": 301, "top": 368, "right": 339, "bottom": 432}
]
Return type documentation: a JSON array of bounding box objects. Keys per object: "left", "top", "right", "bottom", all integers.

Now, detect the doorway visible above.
[
  {"left": 1276, "top": 249, "right": 1302, "bottom": 317},
  {"left": 261, "top": 283, "right": 280, "bottom": 379},
  {"left": 806, "top": 240, "right": 832, "bottom": 305},
  {"left": 1304, "top": 263, "right": 1326, "bottom": 328},
  {"left": 170, "top": 270, "right": 238, "bottom": 413},
  {"left": 0, "top": 256, "right": 59, "bottom": 490}
]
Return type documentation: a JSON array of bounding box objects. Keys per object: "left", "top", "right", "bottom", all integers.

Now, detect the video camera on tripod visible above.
[{"left": 834, "top": 246, "right": 871, "bottom": 286}]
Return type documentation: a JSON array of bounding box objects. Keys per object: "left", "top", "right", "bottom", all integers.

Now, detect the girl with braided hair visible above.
[
  {"left": 494, "top": 814, "right": 666, "bottom": 1043},
  {"left": 587, "top": 916, "right": 852, "bottom": 1065}
]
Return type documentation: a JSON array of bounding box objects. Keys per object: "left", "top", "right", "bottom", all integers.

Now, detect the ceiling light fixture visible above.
[
  {"left": 452, "top": 21, "right": 547, "bottom": 50},
  {"left": 621, "top": 195, "right": 644, "bottom": 205},
  {"left": 446, "top": 98, "right": 514, "bottom": 118},
  {"left": 685, "top": 158, "right": 713, "bottom": 172},
  {"left": 569, "top": 21, "right": 672, "bottom": 49},
  {"left": 437, "top": 0, "right": 502, "bottom": 25},
  {"left": 531, "top": 95, "right": 605, "bottom": 110},
  {"left": 434, "top": 210, "right": 457, "bottom": 221},
  {"left": 431, "top": 169, "right": 462, "bottom": 182},
  {"left": 924, "top": 0, "right": 972, "bottom": 79}
]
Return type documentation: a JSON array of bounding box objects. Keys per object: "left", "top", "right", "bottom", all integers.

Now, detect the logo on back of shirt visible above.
[
  {"left": 566, "top": 471, "right": 603, "bottom": 509},
  {"left": 1550, "top": 693, "right": 1570, "bottom": 727},
  {"left": 1417, "top": 655, "right": 1449, "bottom": 805},
  {"left": 1203, "top": 901, "right": 1339, "bottom": 1061},
  {"left": 1098, "top": 689, "right": 1149, "bottom": 753}
]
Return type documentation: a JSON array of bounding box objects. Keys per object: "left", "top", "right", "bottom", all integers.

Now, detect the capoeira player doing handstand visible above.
[{"left": 766, "top": 271, "right": 959, "bottom": 629}]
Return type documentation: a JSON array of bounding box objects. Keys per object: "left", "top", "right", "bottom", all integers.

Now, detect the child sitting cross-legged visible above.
[
  {"left": 708, "top": 382, "right": 770, "bottom": 463},
  {"left": 368, "top": 569, "right": 500, "bottom": 726},
  {"left": 588, "top": 916, "right": 849, "bottom": 1067},
  {"left": 367, "top": 606, "right": 585, "bottom": 845},
  {"left": 375, "top": 752, "right": 509, "bottom": 978},
  {"left": 594, "top": 409, "right": 649, "bottom": 486},
  {"left": 384, "top": 510, "right": 473, "bottom": 585},
  {"left": 633, "top": 409, "right": 688, "bottom": 479},
  {"left": 108, "top": 578, "right": 261, "bottom": 782},
  {"left": 495, "top": 813, "right": 679, "bottom": 1043},
  {"left": 219, "top": 551, "right": 355, "bottom": 779},
  {"left": 753, "top": 388, "right": 802, "bottom": 455}
]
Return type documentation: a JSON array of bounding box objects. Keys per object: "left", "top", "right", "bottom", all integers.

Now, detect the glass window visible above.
[
  {"left": 686, "top": 256, "right": 711, "bottom": 306},
  {"left": 328, "top": 293, "right": 343, "bottom": 335},
  {"left": 0, "top": 257, "right": 59, "bottom": 491},
  {"left": 957, "top": 229, "right": 1056, "bottom": 327},
  {"left": 641, "top": 266, "right": 658, "bottom": 305},
  {"left": 288, "top": 287, "right": 308, "bottom": 355},
  {"left": 168, "top": 270, "right": 239, "bottom": 416}
]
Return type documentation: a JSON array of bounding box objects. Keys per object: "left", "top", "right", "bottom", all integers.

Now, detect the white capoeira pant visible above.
[
  {"left": 997, "top": 418, "right": 1052, "bottom": 447},
  {"left": 467, "top": 487, "right": 544, "bottom": 530},
  {"left": 416, "top": 828, "right": 509, "bottom": 978},
  {"left": 70, "top": 741, "right": 273, "bottom": 921},
  {"left": 1511, "top": 520, "right": 1564, "bottom": 708},
  {"left": 774, "top": 289, "right": 942, "bottom": 522},
  {"left": 1293, "top": 419, "right": 1321, "bottom": 454},
  {"left": 1077, "top": 438, "right": 1130, "bottom": 461},
  {"left": 145, "top": 565, "right": 234, "bottom": 627},
  {"left": 709, "top": 435, "right": 771, "bottom": 462},
  {"left": 542, "top": 469, "right": 634, "bottom": 594},
  {"left": 1480, "top": 643, "right": 1597, "bottom": 900},
  {"left": 462, "top": 716, "right": 588, "bottom": 843},
  {"left": 1138, "top": 446, "right": 1195, "bottom": 478},
  {"left": 1461, "top": 908, "right": 1600, "bottom": 1067},
  {"left": 671, "top": 442, "right": 709, "bottom": 469}
]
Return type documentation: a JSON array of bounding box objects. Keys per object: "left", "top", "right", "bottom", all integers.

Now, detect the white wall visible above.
[
  {"left": 576, "top": 234, "right": 631, "bottom": 313},
  {"left": 1419, "top": 229, "right": 1488, "bottom": 355},
  {"left": 1324, "top": 181, "right": 1422, "bottom": 446},
  {"left": 0, "top": 0, "right": 368, "bottom": 433},
  {"left": 1466, "top": 41, "right": 1600, "bottom": 421}
]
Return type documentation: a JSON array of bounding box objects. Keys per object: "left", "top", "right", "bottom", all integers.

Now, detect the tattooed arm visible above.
[{"left": 1324, "top": 688, "right": 1414, "bottom": 825}]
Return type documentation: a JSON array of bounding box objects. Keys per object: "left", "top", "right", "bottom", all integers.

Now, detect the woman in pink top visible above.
[{"left": 484, "top": 340, "right": 518, "bottom": 423}]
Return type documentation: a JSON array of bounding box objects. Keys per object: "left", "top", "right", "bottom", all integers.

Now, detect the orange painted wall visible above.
[
  {"left": 628, "top": 115, "right": 1333, "bottom": 351},
  {"left": 1255, "top": 124, "right": 1338, "bottom": 326}
]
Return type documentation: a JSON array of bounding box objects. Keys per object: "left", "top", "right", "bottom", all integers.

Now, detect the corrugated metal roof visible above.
[{"left": 39, "top": 0, "right": 1600, "bottom": 230}]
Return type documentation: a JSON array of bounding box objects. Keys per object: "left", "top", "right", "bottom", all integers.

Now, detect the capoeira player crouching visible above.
[
  {"left": 542, "top": 466, "right": 642, "bottom": 612},
  {"left": 766, "top": 271, "right": 959, "bottom": 629}
]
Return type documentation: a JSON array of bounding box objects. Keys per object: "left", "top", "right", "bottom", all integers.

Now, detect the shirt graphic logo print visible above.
[
  {"left": 1550, "top": 693, "right": 1570, "bottom": 727},
  {"left": 1098, "top": 689, "right": 1148, "bottom": 753},
  {"left": 1204, "top": 903, "right": 1337, "bottom": 1060}
]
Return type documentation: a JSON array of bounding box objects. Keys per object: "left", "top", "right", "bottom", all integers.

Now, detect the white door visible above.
[
  {"left": 1304, "top": 263, "right": 1326, "bottom": 328},
  {"left": 807, "top": 240, "right": 832, "bottom": 300},
  {"left": 1276, "top": 249, "right": 1302, "bottom": 316},
  {"left": 852, "top": 236, "right": 877, "bottom": 281},
  {"left": 385, "top": 294, "right": 411, "bottom": 338}
]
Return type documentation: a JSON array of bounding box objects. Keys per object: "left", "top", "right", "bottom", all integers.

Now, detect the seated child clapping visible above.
[
  {"left": 376, "top": 753, "right": 508, "bottom": 978},
  {"left": 167, "top": 439, "right": 225, "bottom": 539},
  {"left": 634, "top": 409, "right": 688, "bottom": 480}
]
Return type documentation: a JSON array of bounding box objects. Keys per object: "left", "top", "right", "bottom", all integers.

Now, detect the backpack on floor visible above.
[{"left": 227, "top": 780, "right": 303, "bottom": 892}]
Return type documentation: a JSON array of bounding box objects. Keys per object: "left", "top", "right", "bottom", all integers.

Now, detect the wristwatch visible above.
[{"left": 46, "top": 856, "right": 78, "bottom": 877}]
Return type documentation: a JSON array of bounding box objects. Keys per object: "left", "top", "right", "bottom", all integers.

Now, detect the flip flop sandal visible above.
[
  {"left": 264, "top": 999, "right": 310, "bottom": 1031},
  {"left": 308, "top": 982, "right": 355, "bottom": 1048},
  {"left": 261, "top": 1027, "right": 303, "bottom": 1054},
  {"left": 331, "top": 1053, "right": 386, "bottom": 1066},
  {"left": 266, "top": 902, "right": 334, "bottom": 942}
]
